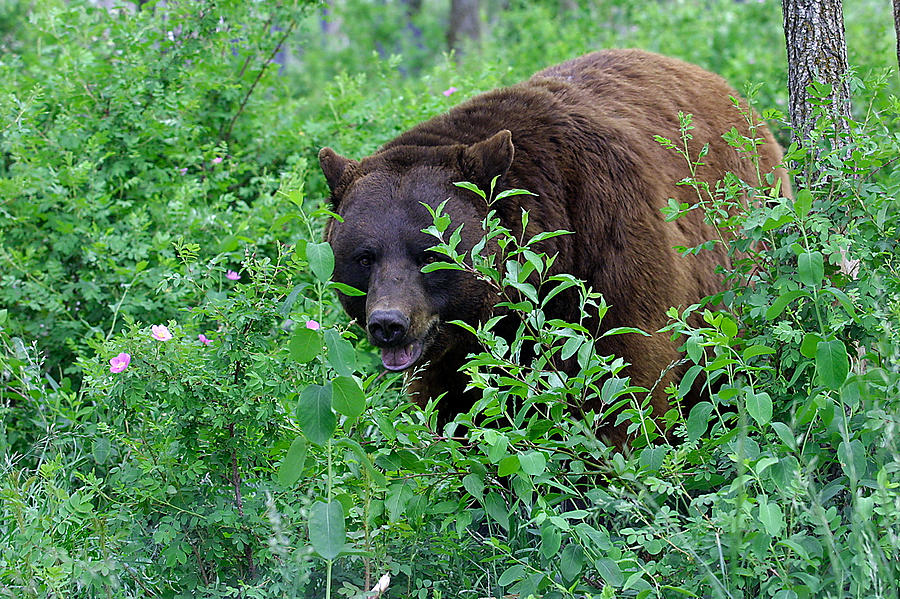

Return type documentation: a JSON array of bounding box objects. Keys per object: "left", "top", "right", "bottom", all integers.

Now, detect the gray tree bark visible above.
[
  {"left": 893, "top": 0, "right": 900, "bottom": 72},
  {"left": 448, "top": 0, "right": 481, "bottom": 56},
  {"left": 782, "top": 0, "right": 852, "bottom": 152}
]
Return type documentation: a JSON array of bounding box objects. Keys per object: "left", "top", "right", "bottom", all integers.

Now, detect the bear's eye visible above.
[
  {"left": 421, "top": 253, "right": 444, "bottom": 267},
  {"left": 357, "top": 254, "right": 373, "bottom": 268}
]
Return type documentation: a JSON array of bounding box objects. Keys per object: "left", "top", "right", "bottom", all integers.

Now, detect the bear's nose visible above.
[{"left": 368, "top": 310, "right": 410, "bottom": 346}]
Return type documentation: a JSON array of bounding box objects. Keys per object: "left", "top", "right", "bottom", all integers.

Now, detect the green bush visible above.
[{"left": 0, "top": 0, "right": 316, "bottom": 383}]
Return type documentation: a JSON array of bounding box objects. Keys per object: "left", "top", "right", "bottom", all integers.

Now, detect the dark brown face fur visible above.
[{"left": 322, "top": 143, "right": 505, "bottom": 373}]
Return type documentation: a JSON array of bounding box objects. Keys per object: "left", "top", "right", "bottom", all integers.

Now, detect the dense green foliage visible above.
[{"left": 1, "top": 0, "right": 898, "bottom": 597}]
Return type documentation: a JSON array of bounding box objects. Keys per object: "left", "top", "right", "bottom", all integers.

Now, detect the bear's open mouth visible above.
[
  {"left": 381, "top": 340, "right": 424, "bottom": 371},
  {"left": 379, "top": 318, "right": 439, "bottom": 372}
]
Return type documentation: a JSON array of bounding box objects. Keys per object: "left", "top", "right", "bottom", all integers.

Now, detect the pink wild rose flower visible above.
[
  {"left": 226, "top": 270, "right": 241, "bottom": 281},
  {"left": 305, "top": 320, "right": 321, "bottom": 331},
  {"left": 198, "top": 333, "right": 212, "bottom": 345},
  {"left": 442, "top": 86, "right": 458, "bottom": 97},
  {"left": 151, "top": 324, "right": 173, "bottom": 341},
  {"left": 109, "top": 352, "right": 131, "bottom": 373}
]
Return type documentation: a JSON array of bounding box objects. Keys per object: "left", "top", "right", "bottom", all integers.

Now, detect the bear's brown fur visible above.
[{"left": 319, "top": 49, "right": 787, "bottom": 442}]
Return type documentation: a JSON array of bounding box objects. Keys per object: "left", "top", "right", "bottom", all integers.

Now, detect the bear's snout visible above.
[
  {"left": 367, "top": 307, "right": 428, "bottom": 372},
  {"left": 368, "top": 309, "right": 410, "bottom": 346}
]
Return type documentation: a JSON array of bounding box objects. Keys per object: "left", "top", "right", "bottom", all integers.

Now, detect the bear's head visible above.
[{"left": 319, "top": 130, "right": 514, "bottom": 373}]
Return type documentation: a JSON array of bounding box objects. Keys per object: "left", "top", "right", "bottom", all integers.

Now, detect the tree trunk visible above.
[
  {"left": 782, "top": 0, "right": 851, "bottom": 156},
  {"left": 893, "top": 0, "right": 900, "bottom": 72},
  {"left": 448, "top": 0, "right": 481, "bottom": 57}
]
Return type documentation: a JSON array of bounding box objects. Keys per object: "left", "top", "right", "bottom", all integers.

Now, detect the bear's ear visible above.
[
  {"left": 319, "top": 147, "right": 358, "bottom": 195},
  {"left": 460, "top": 130, "right": 515, "bottom": 192}
]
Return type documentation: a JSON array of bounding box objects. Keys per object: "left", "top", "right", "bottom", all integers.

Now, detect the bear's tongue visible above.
[{"left": 381, "top": 342, "right": 421, "bottom": 371}]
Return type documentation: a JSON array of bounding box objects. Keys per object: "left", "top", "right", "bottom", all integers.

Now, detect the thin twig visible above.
[{"left": 221, "top": 19, "right": 297, "bottom": 142}]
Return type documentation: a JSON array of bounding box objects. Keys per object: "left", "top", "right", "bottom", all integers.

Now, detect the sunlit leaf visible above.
[{"left": 306, "top": 241, "right": 335, "bottom": 282}]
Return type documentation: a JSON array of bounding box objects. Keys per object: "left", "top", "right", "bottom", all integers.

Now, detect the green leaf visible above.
[
  {"left": 386, "top": 481, "right": 414, "bottom": 522},
  {"left": 324, "top": 329, "right": 357, "bottom": 376},
  {"left": 685, "top": 335, "right": 703, "bottom": 363},
  {"left": 771, "top": 422, "right": 796, "bottom": 450},
  {"left": 800, "top": 333, "right": 823, "bottom": 359},
  {"left": 519, "top": 450, "right": 547, "bottom": 476},
  {"left": 335, "top": 438, "right": 387, "bottom": 486},
  {"left": 328, "top": 281, "right": 366, "bottom": 297},
  {"left": 495, "top": 187, "right": 537, "bottom": 201},
  {"left": 560, "top": 335, "right": 583, "bottom": 360},
  {"left": 743, "top": 344, "right": 776, "bottom": 360},
  {"left": 485, "top": 432, "right": 509, "bottom": 463},
  {"left": 838, "top": 439, "right": 866, "bottom": 481},
  {"left": 808, "top": 80, "right": 833, "bottom": 97},
  {"left": 484, "top": 492, "right": 509, "bottom": 530},
  {"left": 766, "top": 289, "right": 808, "bottom": 320},
  {"left": 816, "top": 339, "right": 849, "bottom": 390},
  {"left": 296, "top": 384, "right": 335, "bottom": 445},
  {"left": 797, "top": 251, "right": 824, "bottom": 287},
  {"left": 279, "top": 284, "right": 309, "bottom": 316},
  {"left": 453, "top": 180, "right": 486, "bottom": 200},
  {"left": 686, "top": 401, "right": 714, "bottom": 442},
  {"left": 308, "top": 500, "right": 345, "bottom": 560},
  {"left": 719, "top": 315, "right": 738, "bottom": 338},
  {"left": 289, "top": 327, "right": 319, "bottom": 363},
  {"left": 793, "top": 188, "right": 813, "bottom": 218},
  {"left": 421, "top": 261, "right": 465, "bottom": 272},
  {"left": 746, "top": 391, "right": 773, "bottom": 427},
  {"left": 92, "top": 437, "right": 111, "bottom": 464},
  {"left": 757, "top": 497, "right": 784, "bottom": 536},
  {"left": 762, "top": 211, "right": 794, "bottom": 231},
  {"left": 0, "top": 309, "right": 6, "bottom": 325},
  {"left": 498, "top": 455, "right": 520, "bottom": 477},
  {"left": 331, "top": 376, "right": 365, "bottom": 421},
  {"left": 528, "top": 229, "right": 572, "bottom": 245},
  {"left": 822, "top": 286, "right": 859, "bottom": 321},
  {"left": 639, "top": 446, "right": 668, "bottom": 473},
  {"left": 540, "top": 521, "right": 562, "bottom": 558},
  {"left": 601, "top": 326, "right": 651, "bottom": 337},
  {"left": 776, "top": 539, "right": 810, "bottom": 562},
  {"left": 306, "top": 241, "right": 335, "bottom": 282},
  {"left": 277, "top": 436, "right": 308, "bottom": 487},
  {"left": 498, "top": 564, "right": 526, "bottom": 586},
  {"left": 462, "top": 473, "right": 484, "bottom": 502},
  {"left": 594, "top": 557, "right": 624, "bottom": 588},
  {"left": 677, "top": 364, "right": 703, "bottom": 399},
  {"left": 560, "top": 544, "right": 584, "bottom": 582}
]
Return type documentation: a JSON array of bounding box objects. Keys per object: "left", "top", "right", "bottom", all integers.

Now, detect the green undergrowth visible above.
[{"left": 2, "top": 0, "right": 899, "bottom": 597}]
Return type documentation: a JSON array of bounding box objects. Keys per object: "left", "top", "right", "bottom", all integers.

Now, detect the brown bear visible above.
[{"left": 319, "top": 49, "right": 787, "bottom": 442}]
